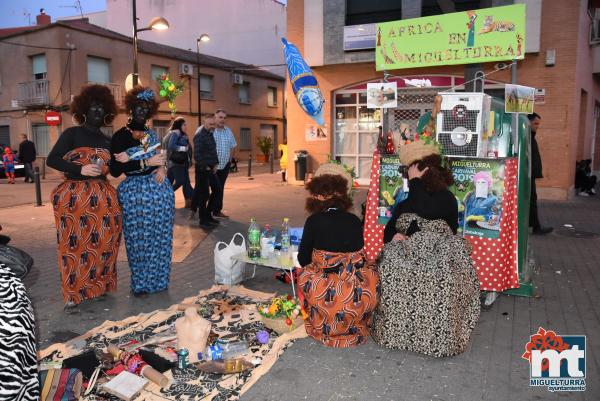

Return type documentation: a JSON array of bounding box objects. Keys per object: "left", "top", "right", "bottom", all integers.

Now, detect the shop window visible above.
[
  {"left": 267, "top": 87, "right": 277, "bottom": 107},
  {"left": 345, "top": 0, "right": 402, "bottom": 25},
  {"left": 240, "top": 128, "right": 251, "bottom": 150},
  {"left": 239, "top": 83, "right": 250, "bottom": 104},
  {"left": 200, "top": 74, "right": 214, "bottom": 99},
  {"left": 335, "top": 93, "right": 357, "bottom": 105},
  {"left": 32, "top": 124, "right": 49, "bottom": 156},
  {"left": 87, "top": 56, "right": 111, "bottom": 84},
  {"left": 32, "top": 54, "right": 47, "bottom": 80}
]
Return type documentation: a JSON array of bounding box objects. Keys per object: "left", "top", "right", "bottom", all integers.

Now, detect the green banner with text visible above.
[{"left": 376, "top": 4, "right": 525, "bottom": 71}]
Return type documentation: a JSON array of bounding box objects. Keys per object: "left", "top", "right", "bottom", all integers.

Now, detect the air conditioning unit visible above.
[
  {"left": 231, "top": 73, "right": 244, "bottom": 85},
  {"left": 179, "top": 63, "right": 194, "bottom": 76},
  {"left": 436, "top": 92, "right": 491, "bottom": 158}
]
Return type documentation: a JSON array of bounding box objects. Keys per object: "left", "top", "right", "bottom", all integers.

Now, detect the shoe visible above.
[
  {"left": 213, "top": 212, "right": 230, "bottom": 219},
  {"left": 591, "top": 188, "right": 597, "bottom": 195},
  {"left": 532, "top": 226, "right": 553, "bottom": 235},
  {"left": 207, "top": 217, "right": 220, "bottom": 225},
  {"left": 579, "top": 191, "right": 590, "bottom": 197},
  {"left": 199, "top": 221, "right": 215, "bottom": 229},
  {"left": 188, "top": 210, "right": 197, "bottom": 220},
  {"left": 64, "top": 301, "right": 80, "bottom": 314},
  {"left": 132, "top": 290, "right": 148, "bottom": 298}
]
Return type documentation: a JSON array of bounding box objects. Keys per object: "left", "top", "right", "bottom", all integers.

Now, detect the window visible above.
[
  {"left": 267, "top": 87, "right": 277, "bottom": 107},
  {"left": 239, "top": 83, "right": 250, "bottom": 104},
  {"left": 87, "top": 56, "right": 111, "bottom": 83},
  {"left": 32, "top": 54, "right": 47, "bottom": 80},
  {"left": 151, "top": 65, "right": 168, "bottom": 82},
  {"left": 239, "top": 128, "right": 251, "bottom": 150},
  {"left": 0, "top": 126, "right": 10, "bottom": 149},
  {"left": 345, "top": 0, "right": 402, "bottom": 25},
  {"left": 32, "top": 124, "right": 49, "bottom": 156},
  {"left": 152, "top": 120, "right": 170, "bottom": 142},
  {"left": 200, "top": 74, "right": 214, "bottom": 99}
]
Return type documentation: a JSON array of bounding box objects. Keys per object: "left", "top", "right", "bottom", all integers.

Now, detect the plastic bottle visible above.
[
  {"left": 260, "top": 224, "right": 275, "bottom": 259},
  {"left": 199, "top": 340, "right": 249, "bottom": 361},
  {"left": 280, "top": 218, "right": 290, "bottom": 253},
  {"left": 248, "top": 218, "right": 261, "bottom": 260}
]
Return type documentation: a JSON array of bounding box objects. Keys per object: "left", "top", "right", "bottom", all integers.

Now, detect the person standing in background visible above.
[
  {"left": 211, "top": 109, "right": 237, "bottom": 218},
  {"left": 527, "top": 113, "right": 552, "bottom": 235},
  {"left": 18, "top": 133, "right": 36, "bottom": 183},
  {"left": 166, "top": 117, "right": 194, "bottom": 209}
]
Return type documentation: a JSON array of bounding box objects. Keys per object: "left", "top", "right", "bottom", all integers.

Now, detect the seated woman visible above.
[
  {"left": 297, "top": 164, "right": 380, "bottom": 348},
  {"left": 373, "top": 141, "right": 480, "bottom": 357}
]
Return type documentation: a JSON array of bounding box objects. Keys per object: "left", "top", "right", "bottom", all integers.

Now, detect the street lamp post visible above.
[
  {"left": 132, "top": 0, "right": 169, "bottom": 87},
  {"left": 196, "top": 34, "right": 211, "bottom": 126}
]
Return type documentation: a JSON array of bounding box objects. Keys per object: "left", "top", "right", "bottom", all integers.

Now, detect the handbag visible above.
[
  {"left": 170, "top": 150, "right": 188, "bottom": 164},
  {"left": 214, "top": 233, "right": 246, "bottom": 285},
  {"left": 39, "top": 368, "right": 83, "bottom": 401}
]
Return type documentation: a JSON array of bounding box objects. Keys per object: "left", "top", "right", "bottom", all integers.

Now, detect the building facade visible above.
[
  {"left": 286, "top": 0, "right": 600, "bottom": 200},
  {"left": 0, "top": 14, "right": 285, "bottom": 170}
]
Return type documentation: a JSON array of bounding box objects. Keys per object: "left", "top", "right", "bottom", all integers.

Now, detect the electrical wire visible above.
[
  {"left": 51, "top": 49, "right": 73, "bottom": 105},
  {"left": 0, "top": 39, "right": 75, "bottom": 51}
]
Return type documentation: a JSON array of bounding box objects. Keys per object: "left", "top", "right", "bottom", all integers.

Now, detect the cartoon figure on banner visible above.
[
  {"left": 516, "top": 33, "right": 524, "bottom": 57},
  {"left": 282, "top": 38, "right": 325, "bottom": 126},
  {"left": 462, "top": 170, "right": 501, "bottom": 232},
  {"left": 466, "top": 11, "right": 478, "bottom": 47}
]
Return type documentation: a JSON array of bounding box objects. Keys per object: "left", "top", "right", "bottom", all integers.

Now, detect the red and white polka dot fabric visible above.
[
  {"left": 363, "top": 152, "right": 385, "bottom": 262},
  {"left": 465, "top": 158, "right": 519, "bottom": 291}
]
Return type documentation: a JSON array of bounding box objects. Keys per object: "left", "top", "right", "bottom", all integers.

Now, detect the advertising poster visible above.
[
  {"left": 505, "top": 84, "right": 535, "bottom": 114},
  {"left": 378, "top": 155, "right": 406, "bottom": 225},
  {"left": 367, "top": 82, "right": 398, "bottom": 108},
  {"left": 376, "top": 4, "right": 525, "bottom": 70},
  {"left": 305, "top": 124, "right": 328, "bottom": 141},
  {"left": 449, "top": 158, "right": 506, "bottom": 239}
]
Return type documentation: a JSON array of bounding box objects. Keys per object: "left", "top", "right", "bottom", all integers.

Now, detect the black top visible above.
[
  {"left": 47, "top": 126, "right": 110, "bottom": 180},
  {"left": 383, "top": 178, "right": 458, "bottom": 243},
  {"left": 110, "top": 127, "right": 158, "bottom": 177},
  {"left": 18, "top": 140, "right": 36, "bottom": 163},
  {"left": 298, "top": 209, "right": 364, "bottom": 267},
  {"left": 193, "top": 127, "right": 218, "bottom": 170},
  {"left": 531, "top": 131, "right": 543, "bottom": 179}
]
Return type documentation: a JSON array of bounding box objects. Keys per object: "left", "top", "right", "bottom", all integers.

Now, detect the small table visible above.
[{"left": 230, "top": 252, "right": 297, "bottom": 297}]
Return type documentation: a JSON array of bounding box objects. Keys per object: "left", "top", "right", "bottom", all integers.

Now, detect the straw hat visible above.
[
  {"left": 314, "top": 162, "right": 353, "bottom": 193},
  {"left": 398, "top": 140, "right": 440, "bottom": 166}
]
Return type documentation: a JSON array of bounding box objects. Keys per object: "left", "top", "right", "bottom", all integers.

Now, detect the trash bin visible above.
[{"left": 294, "top": 150, "right": 308, "bottom": 181}]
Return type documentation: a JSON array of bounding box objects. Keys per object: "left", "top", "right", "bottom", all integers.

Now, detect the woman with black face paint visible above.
[
  {"left": 47, "top": 85, "right": 122, "bottom": 310},
  {"left": 110, "top": 87, "right": 174, "bottom": 296}
]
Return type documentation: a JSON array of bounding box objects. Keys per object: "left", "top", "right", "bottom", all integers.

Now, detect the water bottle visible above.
[
  {"left": 280, "top": 218, "right": 290, "bottom": 253},
  {"left": 260, "top": 224, "right": 275, "bottom": 259},
  {"left": 248, "top": 218, "right": 261, "bottom": 260},
  {"left": 200, "top": 340, "right": 249, "bottom": 361}
]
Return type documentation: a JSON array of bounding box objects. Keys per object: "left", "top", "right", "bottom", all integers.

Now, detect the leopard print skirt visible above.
[{"left": 372, "top": 214, "right": 480, "bottom": 357}]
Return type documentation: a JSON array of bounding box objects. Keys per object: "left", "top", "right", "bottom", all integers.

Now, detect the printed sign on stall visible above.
[
  {"left": 367, "top": 82, "right": 398, "bottom": 109},
  {"left": 449, "top": 158, "right": 506, "bottom": 239},
  {"left": 378, "top": 155, "right": 406, "bottom": 225},
  {"left": 505, "top": 84, "right": 535, "bottom": 114}
]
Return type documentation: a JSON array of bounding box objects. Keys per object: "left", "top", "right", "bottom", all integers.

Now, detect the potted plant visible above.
[{"left": 255, "top": 136, "right": 273, "bottom": 163}]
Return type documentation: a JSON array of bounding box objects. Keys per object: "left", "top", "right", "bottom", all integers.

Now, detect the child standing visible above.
[
  {"left": 2, "top": 147, "right": 16, "bottom": 184},
  {"left": 278, "top": 139, "right": 288, "bottom": 182}
]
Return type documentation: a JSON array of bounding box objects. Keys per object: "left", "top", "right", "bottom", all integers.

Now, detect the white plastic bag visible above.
[{"left": 214, "top": 233, "right": 246, "bottom": 285}]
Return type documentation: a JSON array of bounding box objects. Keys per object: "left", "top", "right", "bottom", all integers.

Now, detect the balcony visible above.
[
  {"left": 87, "top": 82, "right": 124, "bottom": 105},
  {"left": 17, "top": 79, "right": 49, "bottom": 108}
]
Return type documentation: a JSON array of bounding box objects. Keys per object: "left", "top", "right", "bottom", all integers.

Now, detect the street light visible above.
[
  {"left": 196, "top": 34, "right": 211, "bottom": 125},
  {"left": 132, "top": 0, "right": 170, "bottom": 87}
]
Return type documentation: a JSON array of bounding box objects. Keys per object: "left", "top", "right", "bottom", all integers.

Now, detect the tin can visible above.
[{"left": 177, "top": 348, "right": 189, "bottom": 369}]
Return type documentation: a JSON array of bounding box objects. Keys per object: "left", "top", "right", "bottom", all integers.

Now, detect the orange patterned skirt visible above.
[
  {"left": 50, "top": 147, "right": 122, "bottom": 304},
  {"left": 297, "top": 249, "right": 380, "bottom": 347}
]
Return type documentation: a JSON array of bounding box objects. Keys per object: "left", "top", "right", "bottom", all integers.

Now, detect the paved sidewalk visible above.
[{"left": 1, "top": 172, "right": 599, "bottom": 400}]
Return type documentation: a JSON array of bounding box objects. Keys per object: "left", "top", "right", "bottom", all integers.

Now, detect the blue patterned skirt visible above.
[{"left": 118, "top": 174, "right": 174, "bottom": 293}]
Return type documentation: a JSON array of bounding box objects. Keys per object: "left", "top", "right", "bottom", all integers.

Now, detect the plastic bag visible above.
[
  {"left": 0, "top": 244, "right": 33, "bottom": 279},
  {"left": 214, "top": 233, "right": 246, "bottom": 285}
]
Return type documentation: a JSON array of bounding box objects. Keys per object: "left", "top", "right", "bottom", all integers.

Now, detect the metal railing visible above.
[
  {"left": 87, "top": 82, "right": 123, "bottom": 105},
  {"left": 17, "top": 79, "right": 49, "bottom": 107}
]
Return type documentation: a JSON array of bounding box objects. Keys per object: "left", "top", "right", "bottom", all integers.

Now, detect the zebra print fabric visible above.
[{"left": 0, "top": 263, "right": 38, "bottom": 401}]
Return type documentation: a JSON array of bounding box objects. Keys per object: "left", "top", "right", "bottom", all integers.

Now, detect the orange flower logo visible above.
[{"left": 522, "top": 327, "right": 570, "bottom": 372}]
